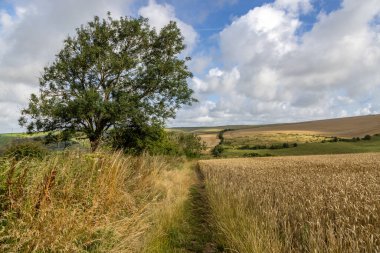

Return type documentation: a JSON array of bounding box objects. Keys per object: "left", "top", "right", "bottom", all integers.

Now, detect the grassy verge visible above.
[{"left": 0, "top": 150, "right": 188, "bottom": 252}]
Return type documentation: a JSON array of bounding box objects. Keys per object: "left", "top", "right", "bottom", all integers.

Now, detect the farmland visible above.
[
  {"left": 199, "top": 153, "right": 380, "bottom": 252},
  {"left": 189, "top": 115, "right": 380, "bottom": 158},
  {"left": 2, "top": 115, "right": 380, "bottom": 252},
  {"left": 223, "top": 114, "right": 380, "bottom": 140}
]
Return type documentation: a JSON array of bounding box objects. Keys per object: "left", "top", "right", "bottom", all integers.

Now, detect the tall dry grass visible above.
[
  {"left": 141, "top": 162, "right": 197, "bottom": 252},
  {"left": 0, "top": 150, "right": 180, "bottom": 252},
  {"left": 199, "top": 153, "right": 380, "bottom": 252}
]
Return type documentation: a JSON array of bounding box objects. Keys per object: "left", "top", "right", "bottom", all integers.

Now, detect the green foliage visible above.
[
  {"left": 109, "top": 123, "right": 171, "bottom": 155},
  {"left": 363, "top": 134, "right": 372, "bottom": 140},
  {"left": 19, "top": 14, "right": 195, "bottom": 151},
  {"left": 168, "top": 132, "right": 206, "bottom": 158},
  {"left": 242, "top": 152, "right": 273, "bottom": 157},
  {"left": 2, "top": 140, "right": 47, "bottom": 160},
  {"left": 109, "top": 124, "right": 205, "bottom": 157},
  {"left": 212, "top": 145, "right": 224, "bottom": 157},
  {"left": 238, "top": 144, "right": 267, "bottom": 150}
]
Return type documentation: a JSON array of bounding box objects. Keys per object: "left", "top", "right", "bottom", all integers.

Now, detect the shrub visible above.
[
  {"left": 3, "top": 140, "right": 47, "bottom": 160},
  {"left": 243, "top": 153, "right": 273, "bottom": 158},
  {"left": 167, "top": 131, "right": 206, "bottom": 158},
  {"left": 293, "top": 143, "right": 298, "bottom": 147},
  {"left": 243, "top": 153, "right": 260, "bottom": 157},
  {"left": 212, "top": 145, "right": 224, "bottom": 157},
  {"left": 108, "top": 124, "right": 205, "bottom": 157},
  {"left": 239, "top": 145, "right": 267, "bottom": 150},
  {"left": 269, "top": 144, "right": 283, "bottom": 150},
  {"left": 363, "top": 134, "right": 372, "bottom": 141},
  {"left": 282, "top": 143, "right": 290, "bottom": 148},
  {"left": 239, "top": 145, "right": 252, "bottom": 150}
]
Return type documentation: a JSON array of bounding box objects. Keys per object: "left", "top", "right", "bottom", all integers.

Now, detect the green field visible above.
[
  {"left": 221, "top": 135, "right": 380, "bottom": 157},
  {"left": 0, "top": 133, "right": 31, "bottom": 146}
]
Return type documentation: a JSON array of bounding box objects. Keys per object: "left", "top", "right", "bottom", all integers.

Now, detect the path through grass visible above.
[{"left": 143, "top": 162, "right": 224, "bottom": 253}]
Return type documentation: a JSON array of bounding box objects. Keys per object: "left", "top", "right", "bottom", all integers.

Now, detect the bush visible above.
[
  {"left": 283, "top": 143, "right": 290, "bottom": 148},
  {"left": 363, "top": 135, "right": 372, "bottom": 141},
  {"left": 293, "top": 143, "right": 298, "bottom": 147},
  {"left": 238, "top": 144, "right": 267, "bottom": 150},
  {"left": 243, "top": 152, "right": 273, "bottom": 157},
  {"left": 3, "top": 140, "right": 47, "bottom": 160},
  {"left": 108, "top": 124, "right": 206, "bottom": 157},
  {"left": 243, "top": 152, "right": 260, "bottom": 157},
  {"left": 239, "top": 145, "right": 252, "bottom": 150},
  {"left": 44, "top": 131, "right": 74, "bottom": 149},
  {"left": 212, "top": 145, "right": 224, "bottom": 157},
  {"left": 168, "top": 132, "right": 206, "bottom": 158},
  {"left": 269, "top": 144, "right": 282, "bottom": 150}
]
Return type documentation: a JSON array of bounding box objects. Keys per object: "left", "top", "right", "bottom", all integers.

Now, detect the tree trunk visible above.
[{"left": 90, "top": 138, "right": 100, "bottom": 152}]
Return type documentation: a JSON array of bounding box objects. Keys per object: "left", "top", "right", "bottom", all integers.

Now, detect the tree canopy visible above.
[{"left": 19, "top": 14, "right": 196, "bottom": 151}]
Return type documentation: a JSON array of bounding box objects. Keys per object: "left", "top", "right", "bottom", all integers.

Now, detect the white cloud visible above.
[
  {"left": 0, "top": 0, "right": 131, "bottom": 132},
  {"left": 173, "top": 0, "right": 380, "bottom": 126},
  {"left": 189, "top": 54, "right": 212, "bottom": 75},
  {"left": 1, "top": 0, "right": 380, "bottom": 130},
  {"left": 274, "top": 0, "right": 313, "bottom": 14},
  {"left": 220, "top": 3, "right": 300, "bottom": 66},
  {"left": 138, "top": 0, "right": 198, "bottom": 53}
]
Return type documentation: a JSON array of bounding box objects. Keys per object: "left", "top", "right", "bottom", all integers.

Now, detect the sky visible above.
[{"left": 0, "top": 0, "right": 380, "bottom": 132}]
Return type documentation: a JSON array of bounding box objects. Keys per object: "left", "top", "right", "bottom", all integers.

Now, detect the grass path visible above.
[{"left": 143, "top": 161, "right": 224, "bottom": 253}]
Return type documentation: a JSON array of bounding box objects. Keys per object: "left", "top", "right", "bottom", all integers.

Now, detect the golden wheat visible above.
[{"left": 199, "top": 153, "right": 380, "bottom": 252}]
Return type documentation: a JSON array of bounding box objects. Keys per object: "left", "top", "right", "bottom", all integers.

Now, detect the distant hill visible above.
[
  {"left": 225, "top": 114, "right": 380, "bottom": 139},
  {"left": 174, "top": 114, "right": 380, "bottom": 150}
]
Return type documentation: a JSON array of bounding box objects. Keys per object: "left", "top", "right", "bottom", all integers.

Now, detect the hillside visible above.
[
  {"left": 177, "top": 114, "right": 380, "bottom": 151},
  {"left": 224, "top": 114, "right": 380, "bottom": 139}
]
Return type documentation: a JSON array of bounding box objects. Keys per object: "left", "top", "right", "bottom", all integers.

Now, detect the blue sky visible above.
[{"left": 0, "top": 0, "right": 380, "bottom": 132}]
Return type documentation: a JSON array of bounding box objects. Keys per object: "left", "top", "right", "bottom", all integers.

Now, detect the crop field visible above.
[
  {"left": 223, "top": 114, "right": 380, "bottom": 143},
  {"left": 221, "top": 135, "right": 380, "bottom": 157},
  {"left": 199, "top": 153, "right": 380, "bottom": 252},
  {"left": 223, "top": 131, "right": 332, "bottom": 147},
  {"left": 198, "top": 132, "right": 220, "bottom": 150}
]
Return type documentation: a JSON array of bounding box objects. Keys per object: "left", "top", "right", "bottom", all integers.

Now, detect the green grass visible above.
[
  {"left": 0, "top": 132, "right": 48, "bottom": 146},
  {"left": 0, "top": 133, "right": 30, "bottom": 146},
  {"left": 222, "top": 135, "right": 380, "bottom": 157},
  {"left": 143, "top": 165, "right": 222, "bottom": 253}
]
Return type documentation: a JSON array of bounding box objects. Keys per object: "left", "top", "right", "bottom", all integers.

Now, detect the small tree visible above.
[
  {"left": 363, "top": 134, "right": 372, "bottom": 141},
  {"left": 19, "top": 14, "right": 195, "bottom": 151},
  {"left": 212, "top": 144, "right": 224, "bottom": 157}
]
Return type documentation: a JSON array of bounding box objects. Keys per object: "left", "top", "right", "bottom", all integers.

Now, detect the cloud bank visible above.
[
  {"left": 172, "top": 0, "right": 380, "bottom": 126},
  {"left": 1, "top": 0, "right": 380, "bottom": 132}
]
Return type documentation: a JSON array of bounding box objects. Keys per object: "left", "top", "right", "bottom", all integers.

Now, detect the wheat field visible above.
[{"left": 199, "top": 153, "right": 380, "bottom": 252}]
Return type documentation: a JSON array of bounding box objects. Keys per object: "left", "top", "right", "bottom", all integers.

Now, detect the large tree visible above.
[{"left": 19, "top": 14, "right": 195, "bottom": 151}]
